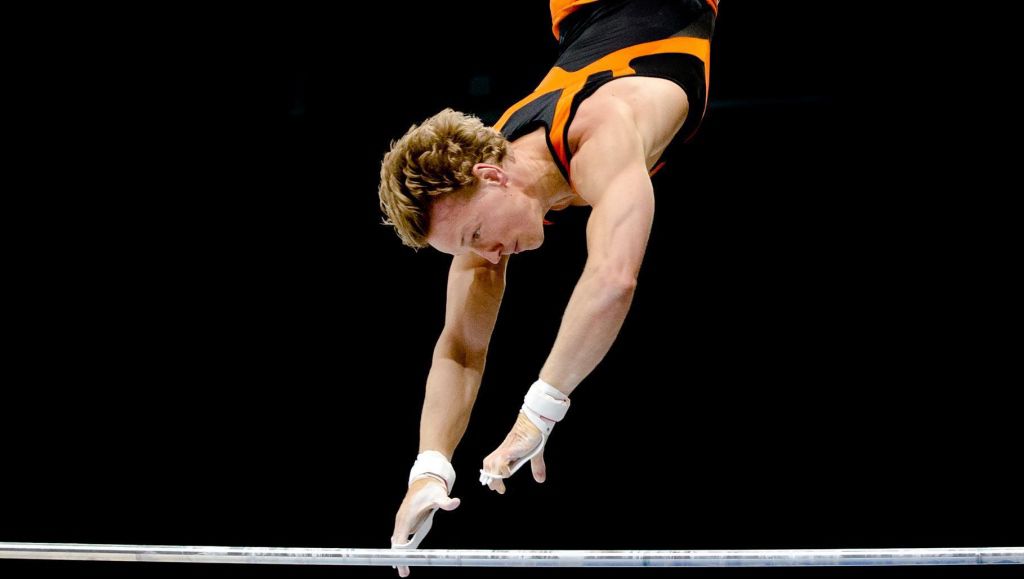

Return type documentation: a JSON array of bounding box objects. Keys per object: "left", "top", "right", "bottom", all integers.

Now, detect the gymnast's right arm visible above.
[
  {"left": 390, "top": 252, "right": 507, "bottom": 576},
  {"left": 420, "top": 252, "right": 508, "bottom": 455}
]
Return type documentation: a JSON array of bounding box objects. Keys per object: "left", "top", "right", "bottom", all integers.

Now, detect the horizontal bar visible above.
[{"left": 1, "top": 544, "right": 1022, "bottom": 567}]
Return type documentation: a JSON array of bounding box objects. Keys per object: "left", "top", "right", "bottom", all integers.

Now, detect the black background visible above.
[{"left": 2, "top": 2, "right": 1019, "bottom": 578}]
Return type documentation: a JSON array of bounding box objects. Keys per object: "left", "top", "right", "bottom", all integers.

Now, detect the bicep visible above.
[{"left": 570, "top": 121, "right": 654, "bottom": 282}]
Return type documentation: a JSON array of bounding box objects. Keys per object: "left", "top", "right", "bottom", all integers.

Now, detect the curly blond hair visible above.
[{"left": 378, "top": 109, "right": 509, "bottom": 248}]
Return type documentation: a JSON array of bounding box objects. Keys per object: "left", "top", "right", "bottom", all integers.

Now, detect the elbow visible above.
[
  {"left": 435, "top": 332, "right": 487, "bottom": 368},
  {"left": 597, "top": 272, "right": 638, "bottom": 302},
  {"left": 586, "top": 261, "right": 639, "bottom": 300}
]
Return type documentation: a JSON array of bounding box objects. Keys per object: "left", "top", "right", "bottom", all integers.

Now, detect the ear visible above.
[{"left": 472, "top": 163, "right": 507, "bottom": 186}]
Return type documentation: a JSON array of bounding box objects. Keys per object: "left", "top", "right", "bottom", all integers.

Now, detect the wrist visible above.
[
  {"left": 521, "top": 379, "right": 570, "bottom": 435},
  {"left": 408, "top": 450, "right": 456, "bottom": 493}
]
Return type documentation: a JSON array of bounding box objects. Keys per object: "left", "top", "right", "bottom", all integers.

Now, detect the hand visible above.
[
  {"left": 391, "top": 477, "right": 461, "bottom": 577},
  {"left": 480, "top": 411, "right": 548, "bottom": 494}
]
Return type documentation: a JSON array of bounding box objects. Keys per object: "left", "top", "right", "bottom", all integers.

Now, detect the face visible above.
[{"left": 426, "top": 165, "right": 543, "bottom": 263}]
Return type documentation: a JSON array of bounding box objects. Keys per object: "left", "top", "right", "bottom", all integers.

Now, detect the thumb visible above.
[
  {"left": 435, "top": 496, "right": 461, "bottom": 511},
  {"left": 531, "top": 449, "right": 546, "bottom": 483}
]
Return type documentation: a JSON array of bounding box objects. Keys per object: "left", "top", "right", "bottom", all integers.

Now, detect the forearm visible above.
[
  {"left": 540, "top": 270, "right": 636, "bottom": 396},
  {"left": 418, "top": 352, "right": 486, "bottom": 459}
]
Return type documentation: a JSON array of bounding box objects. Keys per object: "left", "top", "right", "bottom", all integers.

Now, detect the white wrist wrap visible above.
[
  {"left": 479, "top": 379, "right": 570, "bottom": 486},
  {"left": 408, "top": 450, "right": 456, "bottom": 494},
  {"left": 521, "top": 379, "right": 570, "bottom": 436}
]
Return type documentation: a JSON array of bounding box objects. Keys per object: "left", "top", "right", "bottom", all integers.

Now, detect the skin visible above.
[{"left": 391, "top": 76, "right": 689, "bottom": 577}]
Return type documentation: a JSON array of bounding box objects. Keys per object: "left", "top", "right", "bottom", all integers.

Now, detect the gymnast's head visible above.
[{"left": 378, "top": 109, "right": 546, "bottom": 263}]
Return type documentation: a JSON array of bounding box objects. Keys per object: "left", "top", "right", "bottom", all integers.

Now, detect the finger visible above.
[
  {"left": 488, "top": 477, "right": 506, "bottom": 494},
  {"left": 481, "top": 452, "right": 501, "bottom": 476},
  {"left": 392, "top": 515, "right": 411, "bottom": 547},
  {"left": 531, "top": 448, "right": 546, "bottom": 483},
  {"left": 482, "top": 454, "right": 511, "bottom": 493},
  {"left": 482, "top": 456, "right": 507, "bottom": 479},
  {"left": 398, "top": 564, "right": 410, "bottom": 577},
  {"left": 434, "top": 496, "right": 461, "bottom": 511}
]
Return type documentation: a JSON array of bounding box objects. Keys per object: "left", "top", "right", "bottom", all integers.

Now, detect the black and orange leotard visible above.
[{"left": 495, "top": 0, "right": 717, "bottom": 179}]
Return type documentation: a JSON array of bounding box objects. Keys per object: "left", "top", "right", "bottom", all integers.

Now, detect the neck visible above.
[{"left": 504, "top": 130, "right": 576, "bottom": 212}]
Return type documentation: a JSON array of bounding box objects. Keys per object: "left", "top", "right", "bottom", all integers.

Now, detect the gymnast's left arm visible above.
[
  {"left": 538, "top": 119, "right": 653, "bottom": 396},
  {"left": 479, "top": 113, "right": 654, "bottom": 493}
]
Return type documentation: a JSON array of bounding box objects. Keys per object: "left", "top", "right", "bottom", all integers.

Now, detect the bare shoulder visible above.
[
  {"left": 568, "top": 77, "right": 690, "bottom": 169},
  {"left": 567, "top": 91, "right": 635, "bottom": 149}
]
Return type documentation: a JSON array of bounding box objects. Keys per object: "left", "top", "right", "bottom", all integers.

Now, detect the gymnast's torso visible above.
[{"left": 495, "top": 0, "right": 717, "bottom": 182}]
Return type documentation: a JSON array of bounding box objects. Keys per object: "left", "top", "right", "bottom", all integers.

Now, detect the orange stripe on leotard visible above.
[{"left": 495, "top": 36, "right": 711, "bottom": 175}]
